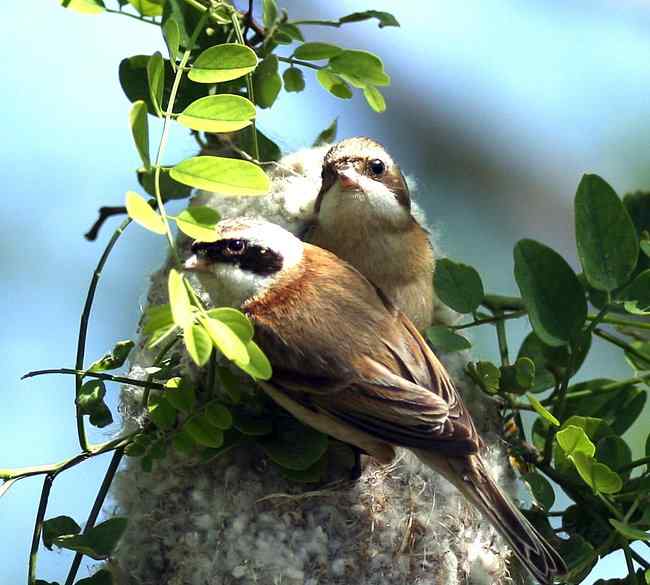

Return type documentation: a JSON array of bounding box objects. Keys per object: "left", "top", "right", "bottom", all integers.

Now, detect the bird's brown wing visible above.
[{"left": 246, "top": 244, "right": 480, "bottom": 457}]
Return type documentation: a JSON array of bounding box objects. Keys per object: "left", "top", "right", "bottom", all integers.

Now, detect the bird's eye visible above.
[
  {"left": 226, "top": 239, "right": 246, "bottom": 255},
  {"left": 368, "top": 158, "right": 386, "bottom": 177}
]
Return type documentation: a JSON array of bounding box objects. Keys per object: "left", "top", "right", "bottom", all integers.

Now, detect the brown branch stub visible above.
[{"left": 85, "top": 206, "right": 127, "bottom": 241}]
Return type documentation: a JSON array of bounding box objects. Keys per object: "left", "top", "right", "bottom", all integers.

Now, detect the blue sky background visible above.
[{"left": 1, "top": 1, "right": 649, "bottom": 582}]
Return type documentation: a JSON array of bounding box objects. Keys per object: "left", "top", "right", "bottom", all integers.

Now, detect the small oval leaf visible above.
[
  {"left": 206, "top": 308, "right": 254, "bottom": 341},
  {"left": 575, "top": 174, "right": 639, "bottom": 291},
  {"left": 316, "top": 69, "right": 353, "bottom": 99},
  {"left": 125, "top": 191, "right": 166, "bottom": 234},
  {"left": 147, "top": 52, "right": 165, "bottom": 116},
  {"left": 363, "top": 85, "right": 386, "bottom": 113},
  {"left": 174, "top": 206, "right": 220, "bottom": 241},
  {"left": 514, "top": 239, "right": 587, "bottom": 346},
  {"left": 183, "top": 323, "right": 212, "bottom": 367},
  {"left": 189, "top": 43, "right": 258, "bottom": 83},
  {"left": 204, "top": 400, "right": 233, "bottom": 430},
  {"left": 294, "top": 42, "right": 343, "bottom": 61},
  {"left": 236, "top": 340, "right": 272, "bottom": 380},
  {"left": 202, "top": 318, "right": 250, "bottom": 365},
  {"left": 170, "top": 156, "right": 270, "bottom": 195},
  {"left": 129, "top": 101, "right": 150, "bottom": 168},
  {"left": 434, "top": 258, "right": 485, "bottom": 314},
  {"left": 168, "top": 269, "right": 193, "bottom": 329},
  {"left": 425, "top": 326, "right": 471, "bottom": 353},
  {"left": 184, "top": 415, "right": 224, "bottom": 448},
  {"left": 177, "top": 94, "right": 256, "bottom": 133}
]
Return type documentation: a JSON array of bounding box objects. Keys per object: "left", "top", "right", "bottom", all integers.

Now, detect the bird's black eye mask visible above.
[{"left": 191, "top": 239, "right": 283, "bottom": 276}]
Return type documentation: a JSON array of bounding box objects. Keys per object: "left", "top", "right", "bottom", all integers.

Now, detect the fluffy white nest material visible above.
[{"left": 110, "top": 146, "right": 523, "bottom": 585}]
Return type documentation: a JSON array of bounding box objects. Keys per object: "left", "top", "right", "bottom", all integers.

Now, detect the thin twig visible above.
[
  {"left": 75, "top": 217, "right": 131, "bottom": 452},
  {"left": 84, "top": 206, "right": 127, "bottom": 241},
  {"left": 618, "top": 456, "right": 650, "bottom": 474},
  {"left": 64, "top": 449, "right": 124, "bottom": 585},
  {"left": 594, "top": 328, "right": 650, "bottom": 366},
  {"left": 23, "top": 368, "right": 165, "bottom": 391},
  {"left": 450, "top": 309, "right": 527, "bottom": 331},
  {"left": 105, "top": 8, "right": 160, "bottom": 26},
  {"left": 27, "top": 476, "right": 54, "bottom": 585},
  {"left": 277, "top": 55, "right": 322, "bottom": 70}
]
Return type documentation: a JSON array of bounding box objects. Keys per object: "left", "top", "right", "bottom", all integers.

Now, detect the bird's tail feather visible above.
[{"left": 415, "top": 450, "right": 566, "bottom": 585}]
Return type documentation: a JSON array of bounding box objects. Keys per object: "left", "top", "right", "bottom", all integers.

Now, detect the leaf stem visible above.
[
  {"left": 277, "top": 55, "right": 323, "bottom": 71},
  {"left": 231, "top": 12, "right": 260, "bottom": 160},
  {"left": 63, "top": 448, "right": 124, "bottom": 585},
  {"left": 542, "top": 372, "right": 650, "bottom": 406},
  {"left": 481, "top": 294, "right": 526, "bottom": 312},
  {"left": 594, "top": 328, "right": 650, "bottom": 365},
  {"left": 141, "top": 335, "right": 181, "bottom": 409},
  {"left": 624, "top": 543, "right": 640, "bottom": 585},
  {"left": 23, "top": 368, "right": 165, "bottom": 392},
  {"left": 589, "top": 313, "right": 650, "bottom": 331},
  {"left": 618, "top": 456, "right": 650, "bottom": 474},
  {"left": 153, "top": 10, "right": 211, "bottom": 265},
  {"left": 630, "top": 548, "right": 650, "bottom": 570},
  {"left": 27, "top": 475, "right": 53, "bottom": 585},
  {"left": 450, "top": 309, "right": 527, "bottom": 331},
  {"left": 2, "top": 434, "right": 135, "bottom": 482},
  {"left": 495, "top": 313, "right": 509, "bottom": 366},
  {"left": 288, "top": 19, "right": 341, "bottom": 27},
  {"left": 75, "top": 217, "right": 131, "bottom": 452},
  {"left": 105, "top": 8, "right": 160, "bottom": 26}
]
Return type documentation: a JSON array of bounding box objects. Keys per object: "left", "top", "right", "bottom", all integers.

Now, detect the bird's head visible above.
[
  {"left": 184, "top": 217, "right": 303, "bottom": 307},
  {"left": 315, "top": 137, "right": 412, "bottom": 229}
]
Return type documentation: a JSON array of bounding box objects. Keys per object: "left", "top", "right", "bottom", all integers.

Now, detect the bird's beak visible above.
[
  {"left": 337, "top": 166, "right": 359, "bottom": 191},
  {"left": 184, "top": 254, "right": 210, "bottom": 272}
]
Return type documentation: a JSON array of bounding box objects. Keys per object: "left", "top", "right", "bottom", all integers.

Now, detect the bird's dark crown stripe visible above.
[{"left": 192, "top": 239, "right": 283, "bottom": 275}]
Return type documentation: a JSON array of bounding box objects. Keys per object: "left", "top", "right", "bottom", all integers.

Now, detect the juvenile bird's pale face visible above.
[
  {"left": 315, "top": 137, "right": 412, "bottom": 230},
  {"left": 184, "top": 217, "right": 303, "bottom": 307}
]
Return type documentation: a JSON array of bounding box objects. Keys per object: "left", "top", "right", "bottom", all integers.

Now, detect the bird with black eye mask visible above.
[{"left": 306, "top": 137, "right": 436, "bottom": 332}]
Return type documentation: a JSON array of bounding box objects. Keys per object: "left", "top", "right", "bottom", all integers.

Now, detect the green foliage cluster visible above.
[
  {"left": 7, "top": 1, "right": 398, "bottom": 584},
  {"left": 5, "top": 2, "right": 649, "bottom": 585},
  {"left": 431, "top": 175, "right": 650, "bottom": 584}
]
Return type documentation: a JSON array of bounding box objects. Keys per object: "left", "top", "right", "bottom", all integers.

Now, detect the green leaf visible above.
[
  {"left": 189, "top": 44, "right": 258, "bottom": 83},
  {"left": 172, "top": 430, "right": 196, "bottom": 456},
  {"left": 147, "top": 393, "right": 176, "bottom": 430},
  {"left": 277, "top": 23, "right": 304, "bottom": 42},
  {"left": 164, "top": 377, "right": 196, "bottom": 413},
  {"left": 556, "top": 425, "right": 596, "bottom": 458},
  {"left": 43, "top": 516, "right": 81, "bottom": 550},
  {"left": 515, "top": 357, "right": 536, "bottom": 389},
  {"left": 168, "top": 269, "right": 193, "bottom": 329},
  {"left": 262, "top": 417, "right": 328, "bottom": 470},
  {"left": 433, "top": 258, "right": 485, "bottom": 313},
  {"left": 174, "top": 206, "right": 220, "bottom": 241},
  {"left": 170, "top": 156, "right": 270, "bottom": 195},
  {"left": 521, "top": 472, "right": 555, "bottom": 510},
  {"left": 329, "top": 50, "right": 390, "bottom": 87},
  {"left": 293, "top": 42, "right": 342, "bottom": 61},
  {"left": 621, "top": 269, "right": 650, "bottom": 315},
  {"left": 281, "top": 454, "right": 328, "bottom": 483},
  {"left": 163, "top": 17, "right": 181, "bottom": 61},
  {"left": 253, "top": 55, "right": 282, "bottom": 109},
  {"left": 206, "top": 308, "right": 254, "bottom": 341},
  {"left": 572, "top": 452, "right": 622, "bottom": 494},
  {"left": 575, "top": 174, "right": 638, "bottom": 291},
  {"left": 75, "top": 569, "right": 113, "bottom": 585},
  {"left": 527, "top": 393, "right": 560, "bottom": 426},
  {"left": 204, "top": 400, "right": 233, "bottom": 429},
  {"left": 282, "top": 67, "right": 305, "bottom": 93},
  {"left": 609, "top": 518, "right": 650, "bottom": 541},
  {"left": 147, "top": 52, "right": 165, "bottom": 116},
  {"left": 556, "top": 534, "right": 597, "bottom": 583},
  {"left": 177, "top": 94, "right": 256, "bottom": 133},
  {"left": 514, "top": 239, "right": 587, "bottom": 346},
  {"left": 468, "top": 361, "right": 500, "bottom": 394},
  {"left": 236, "top": 340, "right": 272, "bottom": 380},
  {"left": 563, "top": 415, "right": 615, "bottom": 442},
  {"left": 425, "top": 326, "right": 471, "bottom": 353},
  {"left": 142, "top": 304, "right": 173, "bottom": 335},
  {"left": 217, "top": 366, "right": 244, "bottom": 404},
  {"left": 89, "top": 340, "right": 134, "bottom": 372},
  {"left": 129, "top": 101, "right": 150, "bottom": 169},
  {"left": 137, "top": 166, "right": 193, "bottom": 202},
  {"left": 128, "top": 0, "right": 163, "bottom": 16},
  {"left": 125, "top": 191, "right": 166, "bottom": 234},
  {"left": 339, "top": 10, "right": 400, "bottom": 28},
  {"left": 120, "top": 55, "right": 210, "bottom": 115},
  {"left": 313, "top": 118, "right": 338, "bottom": 146},
  {"left": 184, "top": 415, "right": 224, "bottom": 448},
  {"left": 257, "top": 129, "right": 282, "bottom": 162},
  {"left": 517, "top": 333, "right": 556, "bottom": 392},
  {"left": 262, "top": 0, "right": 279, "bottom": 28},
  {"left": 642, "top": 238, "right": 650, "bottom": 259},
  {"left": 233, "top": 410, "right": 273, "bottom": 435},
  {"left": 53, "top": 517, "right": 128, "bottom": 560},
  {"left": 60, "top": 0, "right": 104, "bottom": 14},
  {"left": 76, "top": 379, "right": 105, "bottom": 412},
  {"left": 596, "top": 435, "right": 632, "bottom": 473},
  {"left": 316, "top": 69, "right": 352, "bottom": 99},
  {"left": 202, "top": 318, "right": 249, "bottom": 365},
  {"left": 183, "top": 323, "right": 212, "bottom": 367},
  {"left": 363, "top": 85, "right": 386, "bottom": 113}
]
